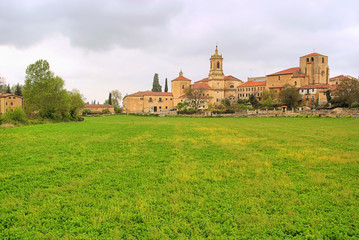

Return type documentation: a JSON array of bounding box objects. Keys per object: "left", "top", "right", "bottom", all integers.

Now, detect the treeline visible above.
[{"left": 1, "top": 59, "right": 85, "bottom": 126}]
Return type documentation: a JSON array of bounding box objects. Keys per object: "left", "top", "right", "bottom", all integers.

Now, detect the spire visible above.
[
  {"left": 215, "top": 45, "right": 218, "bottom": 55},
  {"left": 179, "top": 69, "right": 183, "bottom": 76}
]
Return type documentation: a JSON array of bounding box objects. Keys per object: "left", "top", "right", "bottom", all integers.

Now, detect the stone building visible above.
[
  {"left": 0, "top": 94, "right": 23, "bottom": 114},
  {"left": 237, "top": 80, "right": 267, "bottom": 100},
  {"left": 83, "top": 104, "right": 115, "bottom": 114},
  {"left": 123, "top": 46, "right": 243, "bottom": 113}
]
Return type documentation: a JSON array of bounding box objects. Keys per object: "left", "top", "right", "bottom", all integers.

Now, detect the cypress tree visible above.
[
  {"left": 151, "top": 73, "right": 162, "bottom": 92},
  {"left": 15, "top": 83, "right": 22, "bottom": 96},
  {"left": 108, "top": 92, "right": 112, "bottom": 105},
  {"left": 164, "top": 78, "right": 168, "bottom": 92},
  {"left": 6, "top": 84, "right": 11, "bottom": 93}
]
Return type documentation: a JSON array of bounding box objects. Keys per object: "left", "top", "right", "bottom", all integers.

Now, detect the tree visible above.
[
  {"left": 111, "top": 90, "right": 122, "bottom": 107},
  {"left": 332, "top": 78, "right": 359, "bottom": 107},
  {"left": 151, "top": 73, "right": 162, "bottom": 92},
  {"left": 23, "top": 59, "right": 70, "bottom": 119},
  {"left": 249, "top": 94, "right": 260, "bottom": 109},
  {"left": 184, "top": 86, "right": 207, "bottom": 110},
  {"left": 0, "top": 75, "right": 6, "bottom": 93},
  {"left": 108, "top": 92, "right": 112, "bottom": 105},
  {"left": 69, "top": 89, "right": 85, "bottom": 120},
  {"left": 6, "top": 84, "right": 11, "bottom": 93},
  {"left": 13, "top": 83, "right": 22, "bottom": 96},
  {"left": 278, "top": 84, "right": 300, "bottom": 109},
  {"left": 164, "top": 78, "right": 168, "bottom": 92}
]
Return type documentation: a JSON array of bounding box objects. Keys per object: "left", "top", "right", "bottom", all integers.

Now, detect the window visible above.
[
  {"left": 322, "top": 57, "right": 324, "bottom": 63},
  {"left": 311, "top": 96, "right": 314, "bottom": 100},
  {"left": 165, "top": 106, "right": 168, "bottom": 109},
  {"left": 159, "top": 106, "right": 162, "bottom": 109},
  {"left": 8, "top": 97, "right": 11, "bottom": 99},
  {"left": 311, "top": 57, "right": 314, "bottom": 61},
  {"left": 216, "top": 98, "right": 219, "bottom": 102},
  {"left": 217, "top": 61, "right": 220, "bottom": 68},
  {"left": 294, "top": 81, "right": 297, "bottom": 86},
  {"left": 140, "top": 98, "right": 144, "bottom": 100},
  {"left": 165, "top": 98, "right": 167, "bottom": 100},
  {"left": 306, "top": 95, "right": 309, "bottom": 100},
  {"left": 10, "top": 102, "right": 13, "bottom": 105},
  {"left": 230, "top": 85, "right": 234, "bottom": 88},
  {"left": 159, "top": 97, "right": 162, "bottom": 102},
  {"left": 307, "top": 58, "right": 309, "bottom": 62},
  {"left": 278, "top": 75, "right": 281, "bottom": 81},
  {"left": 170, "top": 98, "right": 172, "bottom": 100},
  {"left": 149, "top": 97, "right": 153, "bottom": 102},
  {"left": 13, "top": 97, "right": 16, "bottom": 99},
  {"left": 182, "top": 85, "right": 184, "bottom": 89}
]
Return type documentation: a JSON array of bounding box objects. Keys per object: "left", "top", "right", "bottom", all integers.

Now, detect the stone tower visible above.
[
  {"left": 207, "top": 46, "right": 225, "bottom": 102},
  {"left": 171, "top": 70, "right": 191, "bottom": 106},
  {"left": 299, "top": 53, "right": 329, "bottom": 85}
]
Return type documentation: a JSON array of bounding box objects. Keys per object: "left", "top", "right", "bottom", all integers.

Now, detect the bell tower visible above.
[{"left": 209, "top": 46, "right": 224, "bottom": 80}]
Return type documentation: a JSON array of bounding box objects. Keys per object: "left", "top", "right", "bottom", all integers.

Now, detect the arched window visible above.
[
  {"left": 182, "top": 85, "right": 184, "bottom": 89},
  {"left": 294, "top": 81, "right": 297, "bottom": 86},
  {"left": 307, "top": 58, "right": 309, "bottom": 62},
  {"left": 217, "top": 61, "right": 220, "bottom": 68},
  {"left": 230, "top": 85, "right": 234, "bottom": 88},
  {"left": 311, "top": 57, "right": 314, "bottom": 62},
  {"left": 322, "top": 57, "right": 324, "bottom": 63}
]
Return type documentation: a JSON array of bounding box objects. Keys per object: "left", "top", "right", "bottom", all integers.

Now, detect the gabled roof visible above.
[
  {"left": 195, "top": 78, "right": 208, "bottom": 83},
  {"left": 329, "top": 75, "right": 346, "bottom": 81},
  {"left": 0, "top": 93, "right": 22, "bottom": 98},
  {"left": 191, "top": 83, "right": 211, "bottom": 89},
  {"left": 301, "top": 53, "right": 325, "bottom": 58},
  {"left": 225, "top": 75, "right": 242, "bottom": 81},
  {"left": 85, "top": 104, "right": 114, "bottom": 108},
  {"left": 267, "top": 67, "right": 300, "bottom": 76},
  {"left": 126, "top": 91, "right": 173, "bottom": 97},
  {"left": 238, "top": 81, "right": 266, "bottom": 88},
  {"left": 171, "top": 75, "right": 191, "bottom": 82},
  {"left": 299, "top": 84, "right": 330, "bottom": 89}
]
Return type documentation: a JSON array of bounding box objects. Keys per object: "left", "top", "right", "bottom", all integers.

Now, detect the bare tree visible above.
[
  {"left": 184, "top": 87, "right": 207, "bottom": 109},
  {"left": 111, "top": 90, "right": 122, "bottom": 107}
]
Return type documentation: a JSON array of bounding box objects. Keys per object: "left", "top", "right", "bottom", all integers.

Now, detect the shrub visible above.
[
  {"left": 114, "top": 106, "right": 123, "bottom": 113},
  {"left": 4, "top": 107, "right": 27, "bottom": 125},
  {"left": 177, "top": 108, "right": 198, "bottom": 115},
  {"left": 102, "top": 108, "right": 111, "bottom": 114},
  {"left": 82, "top": 109, "right": 92, "bottom": 115},
  {"left": 351, "top": 101, "right": 359, "bottom": 108}
]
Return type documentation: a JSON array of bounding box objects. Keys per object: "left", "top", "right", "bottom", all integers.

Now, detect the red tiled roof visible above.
[
  {"left": 191, "top": 83, "right": 211, "bottom": 89},
  {"left": 0, "top": 93, "right": 22, "bottom": 98},
  {"left": 331, "top": 85, "right": 338, "bottom": 91},
  {"left": 268, "top": 85, "right": 284, "bottom": 89},
  {"left": 300, "top": 84, "right": 330, "bottom": 89},
  {"left": 171, "top": 76, "right": 191, "bottom": 81},
  {"left": 85, "top": 104, "right": 113, "bottom": 108},
  {"left": 238, "top": 81, "right": 266, "bottom": 88},
  {"left": 267, "top": 67, "right": 300, "bottom": 76},
  {"left": 195, "top": 78, "right": 209, "bottom": 83},
  {"left": 301, "top": 53, "right": 324, "bottom": 57},
  {"left": 328, "top": 75, "right": 355, "bottom": 81},
  {"left": 225, "top": 75, "right": 241, "bottom": 81},
  {"left": 127, "top": 91, "right": 173, "bottom": 97}
]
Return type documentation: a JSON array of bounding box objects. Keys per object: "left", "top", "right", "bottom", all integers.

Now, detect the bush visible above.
[
  {"left": 114, "top": 106, "right": 123, "bottom": 113},
  {"left": 4, "top": 107, "right": 27, "bottom": 125},
  {"left": 177, "top": 108, "right": 198, "bottom": 115},
  {"left": 351, "top": 101, "right": 359, "bottom": 108},
  {"left": 82, "top": 109, "right": 92, "bottom": 115}
]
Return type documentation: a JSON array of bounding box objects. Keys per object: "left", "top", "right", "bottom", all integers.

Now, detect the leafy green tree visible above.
[
  {"left": 332, "top": 78, "right": 359, "bottom": 107},
  {"left": 278, "top": 84, "right": 300, "bottom": 109},
  {"left": 108, "top": 92, "right": 112, "bottom": 105},
  {"left": 262, "top": 96, "right": 274, "bottom": 108},
  {"left": 111, "top": 90, "right": 122, "bottom": 107},
  {"left": 249, "top": 94, "right": 260, "bottom": 109},
  {"left": 151, "top": 73, "right": 162, "bottom": 92},
  {"left": 164, "top": 78, "right": 168, "bottom": 92},
  {"left": 69, "top": 89, "right": 85, "bottom": 120},
  {"left": 23, "top": 59, "right": 70, "bottom": 119}
]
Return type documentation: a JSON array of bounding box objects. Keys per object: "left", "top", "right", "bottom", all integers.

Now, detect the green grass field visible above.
[{"left": 1, "top": 115, "right": 358, "bottom": 239}]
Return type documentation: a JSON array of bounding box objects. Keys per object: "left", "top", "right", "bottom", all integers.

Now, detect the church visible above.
[{"left": 123, "top": 46, "right": 243, "bottom": 113}]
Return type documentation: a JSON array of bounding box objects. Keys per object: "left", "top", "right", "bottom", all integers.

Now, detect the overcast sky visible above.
[{"left": 0, "top": 0, "right": 358, "bottom": 103}]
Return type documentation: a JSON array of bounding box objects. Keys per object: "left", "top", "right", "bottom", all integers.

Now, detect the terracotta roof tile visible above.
[
  {"left": 195, "top": 78, "right": 208, "bottom": 83},
  {"left": 224, "top": 75, "right": 242, "bottom": 81},
  {"left": 238, "top": 81, "right": 266, "bottom": 88},
  {"left": 171, "top": 76, "right": 191, "bottom": 81},
  {"left": 191, "top": 83, "right": 211, "bottom": 89},
  {"left": 268, "top": 85, "right": 284, "bottom": 89},
  {"left": 127, "top": 91, "right": 173, "bottom": 97},
  {"left": 300, "top": 84, "right": 330, "bottom": 89},
  {"left": 301, "top": 53, "right": 325, "bottom": 57},
  {"left": 267, "top": 67, "right": 300, "bottom": 76},
  {"left": 85, "top": 104, "right": 113, "bottom": 108}
]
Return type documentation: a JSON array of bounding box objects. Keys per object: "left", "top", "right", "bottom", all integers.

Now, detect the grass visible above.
[{"left": 0, "top": 115, "right": 358, "bottom": 239}]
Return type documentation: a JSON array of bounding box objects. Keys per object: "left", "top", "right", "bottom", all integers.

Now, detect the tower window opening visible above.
[
  {"left": 294, "top": 81, "right": 297, "bottom": 86},
  {"left": 182, "top": 85, "right": 184, "bottom": 89},
  {"left": 217, "top": 61, "right": 220, "bottom": 68},
  {"left": 322, "top": 57, "right": 324, "bottom": 63},
  {"left": 311, "top": 57, "right": 314, "bottom": 62},
  {"left": 307, "top": 58, "right": 309, "bottom": 62}
]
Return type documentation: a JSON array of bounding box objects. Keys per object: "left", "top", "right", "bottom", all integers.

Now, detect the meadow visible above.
[{"left": 0, "top": 115, "right": 358, "bottom": 239}]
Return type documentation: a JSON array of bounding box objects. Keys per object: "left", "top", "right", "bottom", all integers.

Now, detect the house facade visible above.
[{"left": 0, "top": 94, "right": 23, "bottom": 114}]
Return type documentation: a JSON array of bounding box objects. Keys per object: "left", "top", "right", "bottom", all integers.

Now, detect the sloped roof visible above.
[
  {"left": 300, "top": 84, "right": 330, "bottom": 89},
  {"left": 267, "top": 67, "right": 300, "bottom": 76},
  {"left": 0, "top": 93, "right": 22, "bottom": 98},
  {"left": 195, "top": 78, "right": 209, "bottom": 83},
  {"left": 126, "top": 91, "right": 173, "bottom": 97},
  {"left": 85, "top": 104, "right": 113, "bottom": 108},
  {"left": 225, "top": 75, "right": 242, "bottom": 81},
  {"left": 238, "top": 81, "right": 266, "bottom": 88},
  {"left": 171, "top": 75, "right": 191, "bottom": 81},
  {"left": 191, "top": 83, "right": 212, "bottom": 89},
  {"left": 268, "top": 85, "right": 284, "bottom": 89},
  {"left": 301, "top": 53, "right": 325, "bottom": 58}
]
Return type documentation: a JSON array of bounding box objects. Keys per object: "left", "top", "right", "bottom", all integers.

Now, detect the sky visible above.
[{"left": 0, "top": 0, "right": 358, "bottom": 103}]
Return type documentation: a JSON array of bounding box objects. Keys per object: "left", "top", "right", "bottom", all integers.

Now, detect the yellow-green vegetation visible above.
[{"left": 1, "top": 115, "right": 358, "bottom": 239}]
